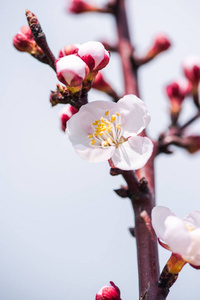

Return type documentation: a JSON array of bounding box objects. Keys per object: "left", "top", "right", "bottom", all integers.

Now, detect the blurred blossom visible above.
[{"left": 152, "top": 206, "right": 200, "bottom": 268}]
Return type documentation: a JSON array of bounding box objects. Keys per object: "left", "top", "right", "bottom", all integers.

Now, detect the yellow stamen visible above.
[
  {"left": 105, "top": 110, "right": 109, "bottom": 116},
  {"left": 88, "top": 134, "right": 93, "bottom": 139},
  {"left": 110, "top": 115, "right": 116, "bottom": 123},
  {"left": 90, "top": 139, "right": 96, "bottom": 145},
  {"left": 116, "top": 124, "right": 121, "bottom": 130},
  {"left": 185, "top": 224, "right": 194, "bottom": 232}
]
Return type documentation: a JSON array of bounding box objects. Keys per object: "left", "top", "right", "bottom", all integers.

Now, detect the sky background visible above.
[{"left": 1, "top": 0, "right": 200, "bottom": 299}]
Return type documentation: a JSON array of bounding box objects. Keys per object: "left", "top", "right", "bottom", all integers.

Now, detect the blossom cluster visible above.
[{"left": 55, "top": 41, "right": 110, "bottom": 94}]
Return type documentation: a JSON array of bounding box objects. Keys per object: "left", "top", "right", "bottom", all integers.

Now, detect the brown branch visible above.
[
  {"left": 26, "top": 10, "right": 56, "bottom": 71},
  {"left": 111, "top": 1, "right": 164, "bottom": 299}
]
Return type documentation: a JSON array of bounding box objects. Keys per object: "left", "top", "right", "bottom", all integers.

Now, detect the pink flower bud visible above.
[
  {"left": 58, "top": 44, "right": 80, "bottom": 58},
  {"left": 60, "top": 104, "right": 78, "bottom": 131},
  {"left": 78, "top": 41, "right": 110, "bottom": 72},
  {"left": 96, "top": 282, "right": 121, "bottom": 300},
  {"left": 13, "top": 25, "right": 43, "bottom": 55},
  {"left": 166, "top": 78, "right": 191, "bottom": 124},
  {"left": 183, "top": 55, "right": 200, "bottom": 86},
  {"left": 92, "top": 72, "right": 118, "bottom": 100},
  {"left": 166, "top": 78, "right": 191, "bottom": 102},
  {"left": 55, "top": 55, "right": 89, "bottom": 93},
  {"left": 69, "top": 0, "right": 99, "bottom": 14},
  {"left": 146, "top": 34, "right": 171, "bottom": 59}
]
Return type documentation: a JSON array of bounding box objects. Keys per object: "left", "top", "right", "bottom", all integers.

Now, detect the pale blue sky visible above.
[{"left": 1, "top": 0, "right": 200, "bottom": 299}]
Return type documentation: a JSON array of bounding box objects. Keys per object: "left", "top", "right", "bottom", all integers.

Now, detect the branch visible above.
[{"left": 26, "top": 10, "right": 56, "bottom": 71}]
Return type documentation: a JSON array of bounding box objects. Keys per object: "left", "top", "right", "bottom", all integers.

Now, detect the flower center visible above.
[
  {"left": 185, "top": 224, "right": 194, "bottom": 232},
  {"left": 88, "top": 110, "right": 127, "bottom": 148}
]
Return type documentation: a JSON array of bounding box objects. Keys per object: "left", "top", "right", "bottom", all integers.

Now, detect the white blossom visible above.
[
  {"left": 152, "top": 206, "right": 200, "bottom": 267},
  {"left": 67, "top": 94, "right": 153, "bottom": 170}
]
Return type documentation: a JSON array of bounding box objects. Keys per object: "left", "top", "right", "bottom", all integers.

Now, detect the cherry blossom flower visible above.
[
  {"left": 78, "top": 41, "right": 110, "bottom": 72},
  {"left": 152, "top": 206, "right": 200, "bottom": 268},
  {"left": 96, "top": 281, "right": 121, "bottom": 300},
  {"left": 67, "top": 94, "right": 153, "bottom": 170},
  {"left": 55, "top": 54, "right": 89, "bottom": 93}
]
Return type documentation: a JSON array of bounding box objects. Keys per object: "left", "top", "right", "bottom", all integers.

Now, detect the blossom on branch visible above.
[
  {"left": 55, "top": 54, "right": 89, "bottom": 93},
  {"left": 67, "top": 94, "right": 153, "bottom": 170},
  {"left": 13, "top": 25, "right": 43, "bottom": 55},
  {"left": 152, "top": 206, "right": 200, "bottom": 268},
  {"left": 96, "top": 281, "right": 121, "bottom": 300}
]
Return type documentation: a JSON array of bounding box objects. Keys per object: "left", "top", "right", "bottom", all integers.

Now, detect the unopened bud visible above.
[
  {"left": 78, "top": 41, "right": 110, "bottom": 72},
  {"left": 13, "top": 25, "right": 43, "bottom": 55},
  {"left": 147, "top": 33, "right": 171, "bottom": 59},
  {"left": 69, "top": 0, "right": 99, "bottom": 14},
  {"left": 166, "top": 78, "right": 191, "bottom": 124},
  {"left": 60, "top": 104, "right": 78, "bottom": 131},
  {"left": 92, "top": 72, "right": 118, "bottom": 100},
  {"left": 55, "top": 55, "right": 89, "bottom": 93},
  {"left": 58, "top": 44, "right": 80, "bottom": 58},
  {"left": 96, "top": 282, "right": 121, "bottom": 300},
  {"left": 183, "top": 55, "right": 200, "bottom": 86}
]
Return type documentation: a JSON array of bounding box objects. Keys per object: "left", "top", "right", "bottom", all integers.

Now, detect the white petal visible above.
[
  {"left": 117, "top": 94, "right": 151, "bottom": 137},
  {"left": 164, "top": 216, "right": 191, "bottom": 256},
  {"left": 111, "top": 136, "right": 153, "bottom": 170},
  {"left": 67, "top": 100, "right": 116, "bottom": 146},
  {"left": 184, "top": 229, "right": 200, "bottom": 266},
  {"left": 67, "top": 101, "right": 116, "bottom": 162},
  {"left": 56, "top": 55, "right": 87, "bottom": 80},
  {"left": 78, "top": 41, "right": 108, "bottom": 69},
  {"left": 74, "top": 143, "right": 115, "bottom": 162},
  {"left": 152, "top": 206, "right": 175, "bottom": 240},
  {"left": 183, "top": 210, "right": 200, "bottom": 230}
]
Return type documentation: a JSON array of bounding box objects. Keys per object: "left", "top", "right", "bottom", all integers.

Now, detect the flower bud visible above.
[
  {"left": 78, "top": 41, "right": 110, "bottom": 72},
  {"left": 69, "top": 0, "right": 99, "bottom": 14},
  {"left": 183, "top": 55, "right": 200, "bottom": 86},
  {"left": 55, "top": 54, "right": 89, "bottom": 93},
  {"left": 147, "top": 33, "right": 171, "bottom": 59},
  {"left": 60, "top": 104, "right": 78, "bottom": 131},
  {"left": 58, "top": 44, "right": 80, "bottom": 58},
  {"left": 96, "top": 282, "right": 121, "bottom": 300},
  {"left": 13, "top": 25, "right": 43, "bottom": 55},
  {"left": 92, "top": 72, "right": 118, "bottom": 100},
  {"left": 166, "top": 78, "right": 191, "bottom": 124}
]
